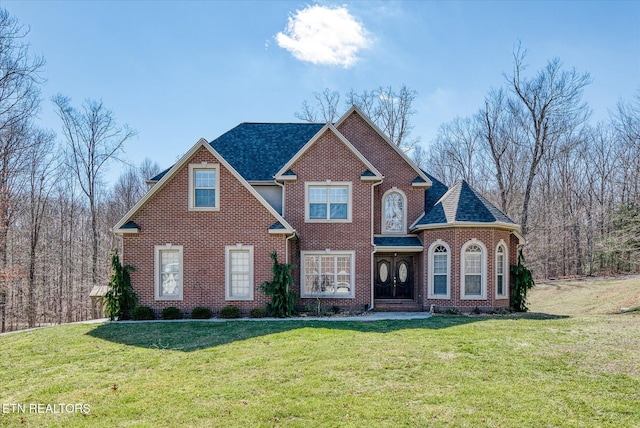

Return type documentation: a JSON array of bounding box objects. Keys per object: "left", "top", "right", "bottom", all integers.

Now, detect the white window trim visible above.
[
  {"left": 427, "top": 240, "right": 450, "bottom": 299},
  {"left": 301, "top": 250, "right": 356, "bottom": 298},
  {"left": 225, "top": 244, "right": 254, "bottom": 301},
  {"left": 304, "top": 181, "right": 352, "bottom": 223},
  {"left": 460, "top": 239, "right": 487, "bottom": 300},
  {"left": 154, "top": 244, "right": 184, "bottom": 301},
  {"left": 495, "top": 240, "right": 509, "bottom": 300},
  {"left": 188, "top": 163, "right": 220, "bottom": 211},
  {"left": 381, "top": 187, "right": 408, "bottom": 234}
]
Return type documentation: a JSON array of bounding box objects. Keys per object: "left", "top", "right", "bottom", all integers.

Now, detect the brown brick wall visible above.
[
  {"left": 336, "top": 112, "right": 424, "bottom": 234},
  {"left": 284, "top": 128, "right": 374, "bottom": 312},
  {"left": 122, "top": 146, "right": 288, "bottom": 317},
  {"left": 420, "top": 227, "right": 516, "bottom": 311}
]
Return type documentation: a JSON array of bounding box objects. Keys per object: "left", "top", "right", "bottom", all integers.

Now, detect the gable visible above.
[
  {"left": 114, "top": 139, "right": 294, "bottom": 234},
  {"left": 335, "top": 106, "right": 431, "bottom": 187},
  {"left": 275, "top": 124, "right": 382, "bottom": 180}
]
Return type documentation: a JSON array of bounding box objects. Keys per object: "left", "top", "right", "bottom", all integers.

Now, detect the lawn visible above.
[{"left": 1, "top": 278, "right": 639, "bottom": 427}]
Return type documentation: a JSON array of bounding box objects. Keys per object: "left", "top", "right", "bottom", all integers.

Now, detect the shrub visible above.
[
  {"left": 471, "top": 306, "right": 482, "bottom": 315},
  {"left": 220, "top": 305, "right": 241, "bottom": 319},
  {"left": 250, "top": 308, "right": 267, "bottom": 318},
  {"left": 259, "top": 252, "right": 297, "bottom": 318},
  {"left": 102, "top": 250, "right": 137, "bottom": 321},
  {"left": 445, "top": 307, "right": 460, "bottom": 315},
  {"left": 330, "top": 305, "right": 341, "bottom": 314},
  {"left": 132, "top": 306, "right": 155, "bottom": 320},
  {"left": 190, "top": 307, "right": 212, "bottom": 319},
  {"left": 510, "top": 248, "right": 536, "bottom": 312},
  {"left": 162, "top": 306, "right": 182, "bottom": 320}
]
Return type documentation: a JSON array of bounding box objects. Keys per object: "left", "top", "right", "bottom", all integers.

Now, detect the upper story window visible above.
[
  {"left": 496, "top": 243, "right": 508, "bottom": 299},
  {"left": 461, "top": 240, "right": 487, "bottom": 300},
  {"left": 188, "top": 163, "right": 220, "bottom": 211},
  {"left": 382, "top": 188, "right": 407, "bottom": 234},
  {"left": 305, "top": 182, "right": 352, "bottom": 222}
]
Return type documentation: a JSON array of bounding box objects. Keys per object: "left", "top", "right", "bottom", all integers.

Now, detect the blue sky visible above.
[{"left": 5, "top": 1, "right": 640, "bottom": 181}]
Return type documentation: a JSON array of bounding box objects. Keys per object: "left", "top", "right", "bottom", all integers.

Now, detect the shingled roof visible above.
[
  {"left": 414, "top": 180, "right": 515, "bottom": 228},
  {"left": 151, "top": 122, "right": 325, "bottom": 182}
]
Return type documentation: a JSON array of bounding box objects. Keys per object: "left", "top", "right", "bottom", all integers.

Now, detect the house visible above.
[{"left": 113, "top": 106, "right": 524, "bottom": 316}]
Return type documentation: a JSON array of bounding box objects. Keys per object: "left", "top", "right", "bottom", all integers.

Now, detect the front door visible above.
[{"left": 374, "top": 255, "right": 413, "bottom": 299}]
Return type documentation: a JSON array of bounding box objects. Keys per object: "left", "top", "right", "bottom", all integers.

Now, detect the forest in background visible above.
[{"left": 1, "top": 9, "right": 638, "bottom": 331}]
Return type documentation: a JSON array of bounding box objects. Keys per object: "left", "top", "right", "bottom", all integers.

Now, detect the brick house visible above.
[{"left": 113, "top": 106, "right": 524, "bottom": 316}]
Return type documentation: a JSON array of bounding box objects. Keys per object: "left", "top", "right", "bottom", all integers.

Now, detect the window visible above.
[
  {"left": 496, "top": 243, "right": 508, "bottom": 299},
  {"left": 461, "top": 240, "right": 487, "bottom": 300},
  {"left": 225, "top": 245, "right": 254, "bottom": 300},
  {"left": 382, "top": 189, "right": 407, "bottom": 234},
  {"left": 188, "top": 163, "right": 220, "bottom": 210},
  {"left": 305, "top": 182, "right": 352, "bottom": 222},
  {"left": 428, "top": 241, "right": 450, "bottom": 299},
  {"left": 301, "top": 251, "right": 355, "bottom": 298},
  {"left": 155, "top": 244, "right": 183, "bottom": 300}
]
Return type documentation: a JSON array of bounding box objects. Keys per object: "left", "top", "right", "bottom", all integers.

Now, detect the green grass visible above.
[{"left": 1, "top": 278, "right": 640, "bottom": 427}]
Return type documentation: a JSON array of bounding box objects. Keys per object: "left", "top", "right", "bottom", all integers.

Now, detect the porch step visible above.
[{"left": 374, "top": 299, "right": 424, "bottom": 312}]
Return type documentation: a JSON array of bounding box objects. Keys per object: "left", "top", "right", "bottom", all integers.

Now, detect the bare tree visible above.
[
  {"left": 52, "top": 95, "right": 137, "bottom": 287},
  {"left": 295, "top": 88, "right": 341, "bottom": 123},
  {"left": 507, "top": 43, "right": 591, "bottom": 234},
  {"left": 24, "top": 128, "right": 57, "bottom": 327},
  {"left": 0, "top": 8, "right": 44, "bottom": 332},
  {"left": 297, "top": 85, "right": 419, "bottom": 150}
]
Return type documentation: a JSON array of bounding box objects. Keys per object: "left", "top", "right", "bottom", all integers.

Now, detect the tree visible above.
[
  {"left": 52, "top": 95, "right": 137, "bottom": 287},
  {"left": 0, "top": 8, "right": 45, "bottom": 332},
  {"left": 24, "top": 128, "right": 57, "bottom": 328},
  {"left": 297, "top": 85, "right": 419, "bottom": 150},
  {"left": 507, "top": 43, "right": 591, "bottom": 234}
]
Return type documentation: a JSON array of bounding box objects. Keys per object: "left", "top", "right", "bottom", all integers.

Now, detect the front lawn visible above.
[{"left": 1, "top": 308, "right": 639, "bottom": 427}]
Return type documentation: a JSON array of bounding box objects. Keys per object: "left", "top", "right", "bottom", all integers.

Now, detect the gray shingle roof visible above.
[
  {"left": 150, "top": 122, "right": 324, "bottom": 182},
  {"left": 415, "top": 180, "right": 515, "bottom": 227},
  {"left": 374, "top": 236, "right": 423, "bottom": 248}
]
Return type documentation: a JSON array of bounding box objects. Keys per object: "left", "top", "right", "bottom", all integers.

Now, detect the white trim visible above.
[
  {"left": 305, "top": 181, "right": 353, "bottom": 223},
  {"left": 188, "top": 163, "right": 220, "bottom": 211},
  {"left": 301, "top": 250, "right": 356, "bottom": 298},
  {"left": 274, "top": 124, "right": 383, "bottom": 180},
  {"left": 413, "top": 221, "right": 521, "bottom": 231},
  {"left": 460, "top": 239, "right": 487, "bottom": 300},
  {"left": 154, "top": 244, "right": 184, "bottom": 301},
  {"left": 115, "top": 228, "right": 139, "bottom": 234},
  {"left": 334, "top": 105, "right": 431, "bottom": 187},
  {"left": 225, "top": 244, "right": 254, "bottom": 301},
  {"left": 113, "top": 138, "right": 296, "bottom": 234},
  {"left": 495, "top": 240, "right": 509, "bottom": 300},
  {"left": 427, "top": 240, "right": 451, "bottom": 299},
  {"left": 374, "top": 246, "right": 423, "bottom": 253},
  {"left": 512, "top": 230, "right": 526, "bottom": 246},
  {"left": 381, "top": 187, "right": 408, "bottom": 234}
]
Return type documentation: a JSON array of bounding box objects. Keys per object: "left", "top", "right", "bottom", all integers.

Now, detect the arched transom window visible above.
[{"left": 382, "top": 190, "right": 406, "bottom": 234}]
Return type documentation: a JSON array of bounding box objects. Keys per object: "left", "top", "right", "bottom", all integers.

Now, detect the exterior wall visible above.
[
  {"left": 419, "top": 227, "right": 516, "bottom": 311},
  {"left": 283, "top": 129, "right": 374, "bottom": 312},
  {"left": 122, "top": 146, "right": 287, "bottom": 316},
  {"left": 337, "top": 112, "right": 424, "bottom": 234}
]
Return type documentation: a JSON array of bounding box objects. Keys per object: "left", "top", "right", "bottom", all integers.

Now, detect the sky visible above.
[{"left": 5, "top": 1, "right": 640, "bottom": 182}]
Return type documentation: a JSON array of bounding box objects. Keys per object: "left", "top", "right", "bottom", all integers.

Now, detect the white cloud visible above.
[{"left": 276, "top": 5, "right": 371, "bottom": 68}]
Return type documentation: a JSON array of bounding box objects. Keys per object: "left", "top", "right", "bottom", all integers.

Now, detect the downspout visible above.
[
  {"left": 285, "top": 232, "right": 296, "bottom": 264},
  {"left": 369, "top": 178, "right": 384, "bottom": 312}
]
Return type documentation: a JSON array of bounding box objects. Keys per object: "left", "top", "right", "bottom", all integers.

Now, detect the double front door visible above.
[{"left": 374, "top": 255, "right": 413, "bottom": 299}]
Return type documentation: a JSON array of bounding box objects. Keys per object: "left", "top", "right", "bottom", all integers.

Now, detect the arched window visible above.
[
  {"left": 496, "top": 242, "right": 508, "bottom": 299},
  {"left": 461, "top": 240, "right": 487, "bottom": 299},
  {"left": 382, "top": 189, "right": 406, "bottom": 234},
  {"left": 428, "top": 241, "right": 450, "bottom": 299}
]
